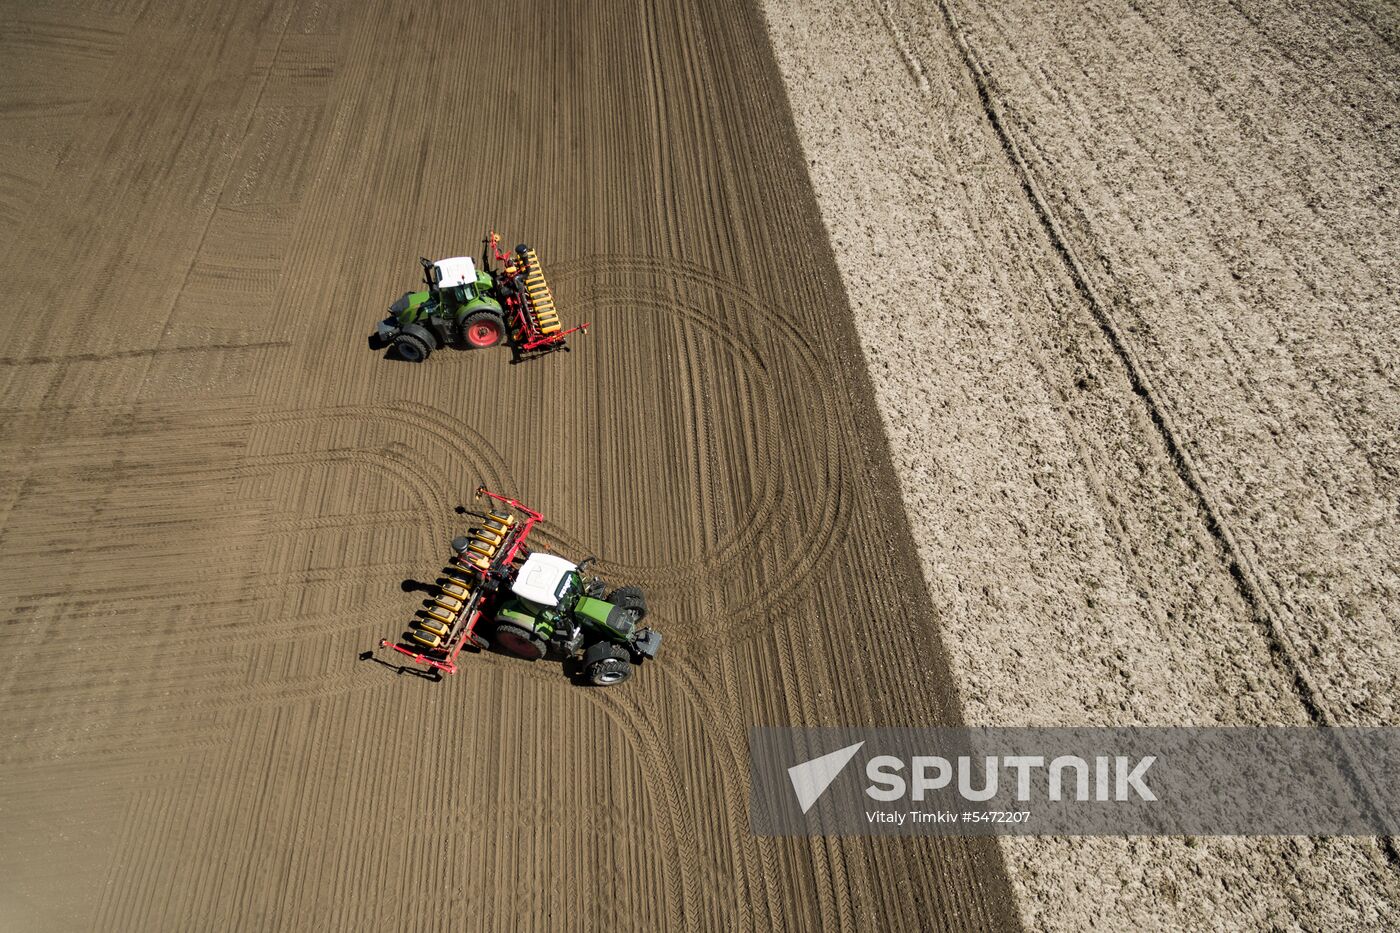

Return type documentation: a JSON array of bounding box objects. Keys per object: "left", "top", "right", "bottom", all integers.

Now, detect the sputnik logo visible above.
[{"left": 787, "top": 742, "right": 865, "bottom": 814}]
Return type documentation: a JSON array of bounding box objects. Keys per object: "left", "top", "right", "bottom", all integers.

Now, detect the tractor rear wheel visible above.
[
  {"left": 494, "top": 623, "right": 545, "bottom": 660},
  {"left": 584, "top": 643, "right": 633, "bottom": 686},
  {"left": 462, "top": 310, "right": 505, "bottom": 349},
  {"left": 394, "top": 332, "right": 432, "bottom": 363}
]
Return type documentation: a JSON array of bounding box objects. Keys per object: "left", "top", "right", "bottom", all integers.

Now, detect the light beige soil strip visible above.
[{"left": 932, "top": 0, "right": 1398, "bottom": 864}]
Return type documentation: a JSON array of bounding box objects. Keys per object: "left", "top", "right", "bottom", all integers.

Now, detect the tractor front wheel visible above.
[
  {"left": 607, "top": 586, "right": 647, "bottom": 621},
  {"left": 462, "top": 310, "right": 505, "bottom": 349},
  {"left": 584, "top": 643, "right": 633, "bottom": 686},
  {"left": 494, "top": 623, "right": 545, "bottom": 660},
  {"left": 393, "top": 331, "right": 433, "bottom": 363}
]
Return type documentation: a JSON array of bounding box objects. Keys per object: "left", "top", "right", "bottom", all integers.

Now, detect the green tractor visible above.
[
  {"left": 468, "top": 548, "right": 661, "bottom": 686},
  {"left": 377, "top": 492, "right": 658, "bottom": 684},
  {"left": 373, "top": 235, "right": 586, "bottom": 362},
  {"left": 375, "top": 256, "right": 508, "bottom": 361}
]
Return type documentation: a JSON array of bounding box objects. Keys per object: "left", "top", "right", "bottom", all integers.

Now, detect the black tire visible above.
[
  {"left": 494, "top": 623, "right": 545, "bottom": 660},
  {"left": 607, "top": 585, "right": 647, "bottom": 620},
  {"left": 394, "top": 332, "right": 432, "bottom": 363},
  {"left": 584, "top": 642, "right": 633, "bottom": 686},
  {"left": 461, "top": 309, "right": 506, "bottom": 349}
]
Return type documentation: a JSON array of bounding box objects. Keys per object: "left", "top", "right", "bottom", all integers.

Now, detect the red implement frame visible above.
[
  {"left": 379, "top": 487, "right": 544, "bottom": 676},
  {"left": 488, "top": 231, "right": 590, "bottom": 354}
]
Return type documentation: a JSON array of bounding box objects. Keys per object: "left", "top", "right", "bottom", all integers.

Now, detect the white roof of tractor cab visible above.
[
  {"left": 511, "top": 553, "right": 578, "bottom": 607},
  {"left": 433, "top": 256, "right": 476, "bottom": 289}
]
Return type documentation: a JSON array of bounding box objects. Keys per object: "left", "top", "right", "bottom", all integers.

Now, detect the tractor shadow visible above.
[
  {"left": 400, "top": 578, "right": 445, "bottom": 623},
  {"left": 507, "top": 344, "right": 570, "bottom": 366},
  {"left": 359, "top": 639, "right": 603, "bottom": 687},
  {"left": 371, "top": 334, "right": 423, "bottom": 364},
  {"left": 559, "top": 656, "right": 598, "bottom": 687},
  {"left": 482, "top": 638, "right": 604, "bottom": 687},
  {"left": 357, "top": 650, "right": 443, "bottom": 681},
  {"left": 357, "top": 643, "right": 595, "bottom": 686},
  {"left": 370, "top": 331, "right": 526, "bottom": 365}
]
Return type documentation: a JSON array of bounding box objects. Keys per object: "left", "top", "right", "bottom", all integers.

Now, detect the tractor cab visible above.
[
  {"left": 510, "top": 552, "right": 579, "bottom": 608},
  {"left": 423, "top": 256, "right": 481, "bottom": 304},
  {"left": 430, "top": 256, "right": 476, "bottom": 289}
]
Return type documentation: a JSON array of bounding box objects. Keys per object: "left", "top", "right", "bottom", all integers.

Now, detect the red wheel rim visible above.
[{"left": 467, "top": 320, "right": 501, "bottom": 348}]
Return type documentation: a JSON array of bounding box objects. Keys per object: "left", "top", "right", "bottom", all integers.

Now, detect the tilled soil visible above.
[
  {"left": 0, "top": 1, "right": 1021, "bottom": 931},
  {"left": 762, "top": 0, "right": 1400, "bottom": 928},
  {"left": 956, "top": 0, "right": 1400, "bottom": 728}
]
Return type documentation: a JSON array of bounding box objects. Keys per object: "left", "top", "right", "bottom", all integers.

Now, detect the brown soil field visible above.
[
  {"left": 763, "top": 0, "right": 1400, "bottom": 929},
  {"left": 0, "top": 1, "right": 1022, "bottom": 931}
]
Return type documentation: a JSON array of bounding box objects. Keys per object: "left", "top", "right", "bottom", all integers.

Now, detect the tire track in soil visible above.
[
  {"left": 1, "top": 397, "right": 497, "bottom": 758},
  {"left": 544, "top": 241, "right": 962, "bottom": 926},
  {"left": 546, "top": 259, "right": 853, "bottom": 641},
  {"left": 8, "top": 380, "right": 752, "bottom": 919},
  {"left": 0, "top": 0, "right": 1019, "bottom": 928}
]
